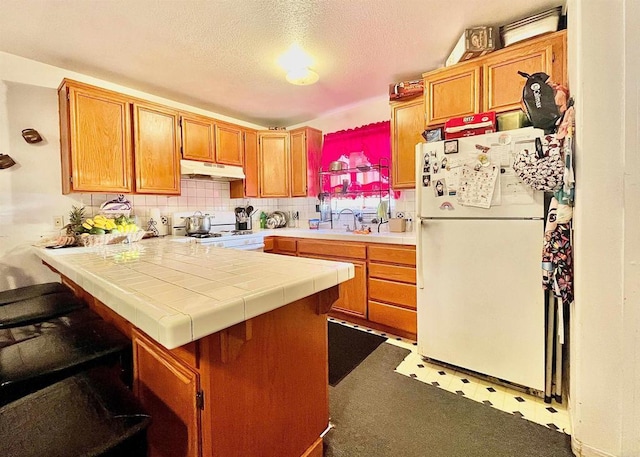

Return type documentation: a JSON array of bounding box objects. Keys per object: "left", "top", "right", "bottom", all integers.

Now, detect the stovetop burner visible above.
[{"left": 186, "top": 230, "right": 254, "bottom": 239}]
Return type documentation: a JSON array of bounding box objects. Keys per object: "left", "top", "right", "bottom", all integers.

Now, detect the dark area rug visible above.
[
  {"left": 324, "top": 343, "right": 574, "bottom": 457},
  {"left": 328, "top": 322, "right": 386, "bottom": 386}
]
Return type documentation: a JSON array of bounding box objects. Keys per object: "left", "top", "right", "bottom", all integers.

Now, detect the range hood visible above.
[{"left": 180, "top": 159, "right": 245, "bottom": 181}]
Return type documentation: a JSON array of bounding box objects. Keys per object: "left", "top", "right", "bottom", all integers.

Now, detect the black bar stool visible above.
[
  {"left": 0, "top": 367, "right": 151, "bottom": 457},
  {"left": 0, "top": 282, "right": 69, "bottom": 305},
  {"left": 0, "top": 291, "right": 86, "bottom": 329},
  {"left": 0, "top": 317, "right": 131, "bottom": 406}
]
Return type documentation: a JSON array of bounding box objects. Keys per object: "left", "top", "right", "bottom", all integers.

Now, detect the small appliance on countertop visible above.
[{"left": 170, "top": 210, "right": 264, "bottom": 251}]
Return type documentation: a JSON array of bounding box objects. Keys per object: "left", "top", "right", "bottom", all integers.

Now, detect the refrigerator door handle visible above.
[
  {"left": 415, "top": 142, "right": 425, "bottom": 290},
  {"left": 416, "top": 218, "right": 424, "bottom": 290}
]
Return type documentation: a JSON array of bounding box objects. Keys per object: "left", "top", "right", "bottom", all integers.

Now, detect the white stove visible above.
[{"left": 170, "top": 211, "right": 264, "bottom": 251}]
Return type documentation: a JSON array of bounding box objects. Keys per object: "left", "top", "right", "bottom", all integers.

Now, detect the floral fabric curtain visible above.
[{"left": 320, "top": 121, "right": 396, "bottom": 197}]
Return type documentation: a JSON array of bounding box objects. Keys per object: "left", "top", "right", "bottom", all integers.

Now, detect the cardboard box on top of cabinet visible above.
[
  {"left": 389, "top": 80, "right": 424, "bottom": 101},
  {"left": 445, "top": 26, "right": 500, "bottom": 67}
]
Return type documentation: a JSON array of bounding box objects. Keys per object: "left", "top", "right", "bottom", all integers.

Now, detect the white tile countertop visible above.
[
  {"left": 256, "top": 227, "right": 417, "bottom": 245},
  {"left": 34, "top": 238, "right": 354, "bottom": 349}
]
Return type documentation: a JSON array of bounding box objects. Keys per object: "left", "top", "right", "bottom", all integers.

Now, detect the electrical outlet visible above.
[{"left": 53, "top": 215, "right": 64, "bottom": 229}]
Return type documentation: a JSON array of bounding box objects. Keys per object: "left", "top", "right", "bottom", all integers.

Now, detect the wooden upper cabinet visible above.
[
  {"left": 242, "top": 129, "right": 259, "bottom": 197},
  {"left": 215, "top": 122, "right": 243, "bottom": 166},
  {"left": 181, "top": 114, "right": 215, "bottom": 162},
  {"left": 391, "top": 98, "right": 424, "bottom": 189},
  {"left": 132, "top": 329, "right": 201, "bottom": 457},
  {"left": 230, "top": 129, "right": 258, "bottom": 198},
  {"left": 133, "top": 102, "right": 181, "bottom": 195},
  {"left": 290, "top": 127, "right": 323, "bottom": 197},
  {"left": 483, "top": 31, "right": 566, "bottom": 113},
  {"left": 422, "top": 30, "right": 567, "bottom": 128},
  {"left": 290, "top": 129, "right": 307, "bottom": 197},
  {"left": 59, "top": 81, "right": 133, "bottom": 194},
  {"left": 258, "top": 131, "right": 290, "bottom": 198},
  {"left": 424, "top": 62, "right": 481, "bottom": 127}
]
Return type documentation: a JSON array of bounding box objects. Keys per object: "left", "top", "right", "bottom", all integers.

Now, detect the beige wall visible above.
[{"left": 569, "top": 0, "right": 640, "bottom": 455}]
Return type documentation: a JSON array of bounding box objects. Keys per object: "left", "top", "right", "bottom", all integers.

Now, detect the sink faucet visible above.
[{"left": 336, "top": 208, "right": 358, "bottom": 232}]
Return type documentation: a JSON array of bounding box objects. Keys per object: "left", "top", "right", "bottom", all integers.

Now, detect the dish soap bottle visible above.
[{"left": 259, "top": 212, "right": 267, "bottom": 229}]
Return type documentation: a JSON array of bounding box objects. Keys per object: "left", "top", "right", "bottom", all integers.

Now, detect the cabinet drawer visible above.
[
  {"left": 369, "top": 263, "right": 416, "bottom": 284},
  {"left": 368, "top": 278, "right": 417, "bottom": 309},
  {"left": 274, "top": 237, "right": 297, "bottom": 254},
  {"left": 368, "top": 301, "right": 417, "bottom": 335},
  {"left": 298, "top": 240, "right": 366, "bottom": 260},
  {"left": 368, "top": 244, "right": 416, "bottom": 266}
]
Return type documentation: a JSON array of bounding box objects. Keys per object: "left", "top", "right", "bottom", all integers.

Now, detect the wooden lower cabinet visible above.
[
  {"left": 52, "top": 269, "right": 332, "bottom": 457},
  {"left": 273, "top": 238, "right": 417, "bottom": 337},
  {"left": 333, "top": 259, "right": 367, "bottom": 318},
  {"left": 368, "top": 300, "right": 417, "bottom": 335},
  {"left": 132, "top": 329, "right": 201, "bottom": 457},
  {"left": 273, "top": 237, "right": 298, "bottom": 256}
]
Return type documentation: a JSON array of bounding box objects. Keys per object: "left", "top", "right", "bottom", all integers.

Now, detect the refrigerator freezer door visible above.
[
  {"left": 415, "top": 129, "right": 544, "bottom": 219},
  {"left": 417, "top": 218, "right": 545, "bottom": 391}
]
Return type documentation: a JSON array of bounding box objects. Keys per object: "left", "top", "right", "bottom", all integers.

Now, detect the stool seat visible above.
[
  {"left": 0, "top": 308, "right": 100, "bottom": 349},
  {"left": 0, "top": 367, "right": 150, "bottom": 457},
  {"left": 0, "top": 282, "right": 69, "bottom": 305},
  {"left": 0, "top": 319, "right": 130, "bottom": 405},
  {"left": 0, "top": 292, "right": 85, "bottom": 329}
]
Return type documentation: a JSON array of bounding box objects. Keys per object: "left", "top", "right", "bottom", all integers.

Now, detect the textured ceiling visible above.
[{"left": 0, "top": 0, "right": 562, "bottom": 127}]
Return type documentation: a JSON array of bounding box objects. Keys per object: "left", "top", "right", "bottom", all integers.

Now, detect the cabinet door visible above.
[
  {"left": 229, "top": 129, "right": 258, "bottom": 198},
  {"left": 132, "top": 329, "right": 201, "bottom": 457},
  {"left": 334, "top": 259, "right": 367, "bottom": 318},
  {"left": 63, "top": 84, "right": 133, "bottom": 193},
  {"left": 133, "top": 102, "right": 181, "bottom": 194},
  {"left": 215, "top": 122, "right": 243, "bottom": 166},
  {"left": 424, "top": 63, "right": 481, "bottom": 126},
  {"left": 483, "top": 32, "right": 566, "bottom": 113},
  {"left": 258, "top": 131, "right": 290, "bottom": 197},
  {"left": 181, "top": 114, "right": 214, "bottom": 162},
  {"left": 391, "top": 98, "right": 424, "bottom": 189},
  {"left": 290, "top": 127, "right": 323, "bottom": 197},
  {"left": 290, "top": 129, "right": 308, "bottom": 197}
]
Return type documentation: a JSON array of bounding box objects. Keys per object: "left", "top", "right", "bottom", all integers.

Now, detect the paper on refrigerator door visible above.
[
  {"left": 456, "top": 164, "right": 499, "bottom": 209},
  {"left": 501, "top": 168, "right": 536, "bottom": 205}
]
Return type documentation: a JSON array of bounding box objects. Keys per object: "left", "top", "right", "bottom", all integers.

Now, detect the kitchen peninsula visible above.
[{"left": 34, "top": 238, "right": 354, "bottom": 457}]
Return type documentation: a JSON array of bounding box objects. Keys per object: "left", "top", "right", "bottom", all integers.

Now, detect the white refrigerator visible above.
[{"left": 415, "top": 128, "right": 546, "bottom": 391}]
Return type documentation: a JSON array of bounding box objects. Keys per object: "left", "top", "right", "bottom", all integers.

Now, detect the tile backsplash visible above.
[{"left": 73, "top": 178, "right": 415, "bottom": 231}]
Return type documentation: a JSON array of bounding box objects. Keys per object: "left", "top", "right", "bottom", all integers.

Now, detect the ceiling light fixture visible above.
[
  {"left": 278, "top": 43, "right": 319, "bottom": 86},
  {"left": 286, "top": 67, "right": 319, "bottom": 86}
]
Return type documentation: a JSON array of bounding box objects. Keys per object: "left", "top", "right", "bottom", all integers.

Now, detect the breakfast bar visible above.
[{"left": 34, "top": 238, "right": 354, "bottom": 457}]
